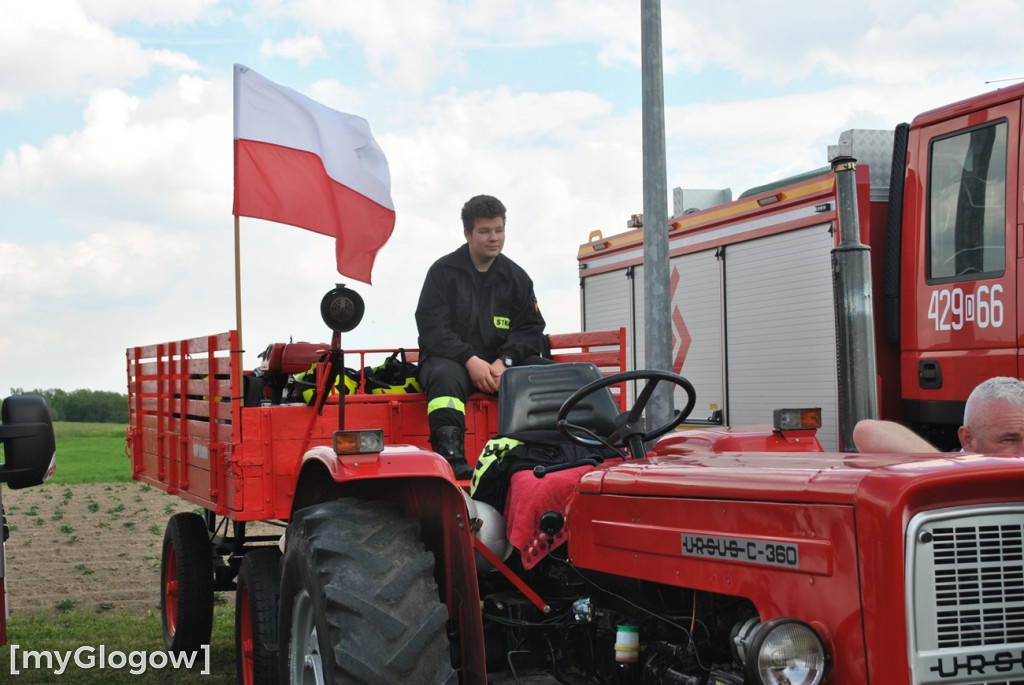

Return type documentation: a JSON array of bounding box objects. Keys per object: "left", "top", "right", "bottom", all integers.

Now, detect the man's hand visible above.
[
  {"left": 489, "top": 358, "right": 508, "bottom": 385},
  {"left": 466, "top": 356, "right": 500, "bottom": 393}
]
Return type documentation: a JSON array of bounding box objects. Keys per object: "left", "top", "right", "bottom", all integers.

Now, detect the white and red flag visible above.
[{"left": 232, "top": 64, "right": 394, "bottom": 284}]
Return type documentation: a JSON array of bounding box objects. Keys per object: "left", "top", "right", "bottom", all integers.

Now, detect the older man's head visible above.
[{"left": 959, "top": 376, "right": 1024, "bottom": 454}]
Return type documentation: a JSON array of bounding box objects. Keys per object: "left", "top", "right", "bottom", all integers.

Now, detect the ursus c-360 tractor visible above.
[{"left": 128, "top": 285, "right": 1024, "bottom": 685}]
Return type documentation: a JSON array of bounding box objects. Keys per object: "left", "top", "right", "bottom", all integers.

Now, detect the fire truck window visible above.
[{"left": 928, "top": 120, "right": 1007, "bottom": 280}]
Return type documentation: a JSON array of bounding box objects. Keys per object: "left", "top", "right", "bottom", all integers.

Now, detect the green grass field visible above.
[
  {"left": 50, "top": 422, "right": 132, "bottom": 484},
  {"left": 0, "top": 607, "right": 235, "bottom": 684},
  {"left": 2, "top": 423, "right": 237, "bottom": 683}
]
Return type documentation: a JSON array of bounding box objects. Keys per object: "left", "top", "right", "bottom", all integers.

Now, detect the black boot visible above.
[{"left": 430, "top": 426, "right": 474, "bottom": 480}]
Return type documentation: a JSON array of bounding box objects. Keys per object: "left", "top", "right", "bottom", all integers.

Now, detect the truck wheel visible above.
[
  {"left": 160, "top": 511, "right": 214, "bottom": 654},
  {"left": 236, "top": 547, "right": 281, "bottom": 685},
  {"left": 277, "top": 499, "right": 457, "bottom": 684}
]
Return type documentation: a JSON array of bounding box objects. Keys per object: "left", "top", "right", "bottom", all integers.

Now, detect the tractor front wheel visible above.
[
  {"left": 160, "top": 511, "right": 214, "bottom": 654},
  {"left": 236, "top": 546, "right": 281, "bottom": 685},
  {"left": 277, "top": 498, "right": 456, "bottom": 684}
]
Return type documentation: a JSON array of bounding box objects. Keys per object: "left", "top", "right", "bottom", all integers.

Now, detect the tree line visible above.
[{"left": 8, "top": 388, "right": 128, "bottom": 424}]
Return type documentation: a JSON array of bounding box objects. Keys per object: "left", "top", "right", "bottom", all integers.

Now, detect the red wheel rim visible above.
[
  {"left": 163, "top": 543, "right": 178, "bottom": 637},
  {"left": 239, "top": 585, "right": 254, "bottom": 683}
]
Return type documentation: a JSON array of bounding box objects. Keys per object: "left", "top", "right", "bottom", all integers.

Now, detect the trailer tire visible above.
[
  {"left": 160, "top": 512, "right": 214, "bottom": 654},
  {"left": 278, "top": 499, "right": 456, "bottom": 684},
  {"left": 236, "top": 547, "right": 281, "bottom": 685}
]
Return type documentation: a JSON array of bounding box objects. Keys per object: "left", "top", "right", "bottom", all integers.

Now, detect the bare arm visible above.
[{"left": 852, "top": 419, "right": 940, "bottom": 453}]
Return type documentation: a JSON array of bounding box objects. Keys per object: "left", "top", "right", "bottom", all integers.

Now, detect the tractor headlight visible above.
[{"left": 733, "top": 617, "right": 827, "bottom": 685}]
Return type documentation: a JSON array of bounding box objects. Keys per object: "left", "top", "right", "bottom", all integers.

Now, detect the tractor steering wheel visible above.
[{"left": 556, "top": 369, "right": 697, "bottom": 461}]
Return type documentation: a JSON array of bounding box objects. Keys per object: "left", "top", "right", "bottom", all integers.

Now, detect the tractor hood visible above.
[
  {"left": 565, "top": 432, "right": 1024, "bottom": 685},
  {"left": 576, "top": 429, "right": 1024, "bottom": 508}
]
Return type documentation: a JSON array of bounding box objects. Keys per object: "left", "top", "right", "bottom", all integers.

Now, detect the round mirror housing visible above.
[{"left": 320, "top": 285, "right": 365, "bottom": 333}]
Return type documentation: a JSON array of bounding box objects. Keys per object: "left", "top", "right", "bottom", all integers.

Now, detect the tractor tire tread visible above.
[{"left": 279, "top": 498, "right": 456, "bottom": 684}]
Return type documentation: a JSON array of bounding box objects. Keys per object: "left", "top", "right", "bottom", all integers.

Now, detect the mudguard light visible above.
[
  {"left": 332, "top": 430, "right": 384, "bottom": 455},
  {"left": 734, "top": 617, "right": 826, "bottom": 685},
  {"left": 773, "top": 408, "right": 822, "bottom": 431}
]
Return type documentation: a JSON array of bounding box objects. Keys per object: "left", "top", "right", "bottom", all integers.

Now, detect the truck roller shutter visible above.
[
  {"left": 669, "top": 250, "right": 724, "bottom": 424},
  {"left": 582, "top": 268, "right": 636, "bottom": 378},
  {"left": 631, "top": 265, "right": 644, "bottom": 381},
  {"left": 725, "top": 224, "right": 839, "bottom": 450}
]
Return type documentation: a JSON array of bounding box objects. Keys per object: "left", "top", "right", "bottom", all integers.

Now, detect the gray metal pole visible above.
[
  {"left": 828, "top": 147, "right": 879, "bottom": 451},
  {"left": 641, "top": 0, "right": 673, "bottom": 430}
]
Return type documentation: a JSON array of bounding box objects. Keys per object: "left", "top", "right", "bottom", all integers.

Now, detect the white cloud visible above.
[
  {"left": 260, "top": 35, "right": 328, "bottom": 65},
  {"left": 0, "top": 223, "right": 220, "bottom": 394},
  {"left": 0, "top": 1, "right": 199, "bottom": 107},
  {"left": 257, "top": 0, "right": 462, "bottom": 92},
  {"left": 80, "top": 0, "right": 223, "bottom": 24},
  {"left": 659, "top": 0, "right": 1024, "bottom": 88},
  {"left": 1, "top": 77, "right": 230, "bottom": 225}
]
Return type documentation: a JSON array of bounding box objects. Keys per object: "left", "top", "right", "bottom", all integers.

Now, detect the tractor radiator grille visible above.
[{"left": 908, "top": 507, "right": 1024, "bottom": 685}]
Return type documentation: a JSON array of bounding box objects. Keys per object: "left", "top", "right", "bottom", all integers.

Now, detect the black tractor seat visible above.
[
  {"left": 497, "top": 362, "right": 620, "bottom": 438},
  {"left": 485, "top": 363, "right": 623, "bottom": 569}
]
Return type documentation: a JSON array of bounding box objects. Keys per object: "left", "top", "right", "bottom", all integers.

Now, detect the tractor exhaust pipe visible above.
[{"left": 829, "top": 141, "right": 879, "bottom": 451}]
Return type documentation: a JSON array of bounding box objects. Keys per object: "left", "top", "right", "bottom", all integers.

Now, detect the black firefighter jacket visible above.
[{"left": 415, "top": 244, "right": 546, "bottom": 366}]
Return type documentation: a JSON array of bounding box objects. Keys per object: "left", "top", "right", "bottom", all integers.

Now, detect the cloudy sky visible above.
[{"left": 2, "top": 0, "right": 1021, "bottom": 394}]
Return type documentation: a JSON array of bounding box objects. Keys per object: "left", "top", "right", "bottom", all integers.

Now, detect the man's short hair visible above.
[
  {"left": 964, "top": 376, "right": 1024, "bottom": 427},
  {"left": 461, "top": 194, "right": 506, "bottom": 233}
]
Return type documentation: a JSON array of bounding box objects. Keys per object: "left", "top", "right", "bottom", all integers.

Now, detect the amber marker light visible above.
[{"left": 332, "top": 429, "right": 384, "bottom": 454}]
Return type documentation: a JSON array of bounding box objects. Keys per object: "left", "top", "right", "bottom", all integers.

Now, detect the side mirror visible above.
[{"left": 0, "top": 395, "right": 56, "bottom": 489}]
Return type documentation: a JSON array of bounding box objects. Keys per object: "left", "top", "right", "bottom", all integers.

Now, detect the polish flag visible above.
[{"left": 232, "top": 64, "right": 395, "bottom": 284}]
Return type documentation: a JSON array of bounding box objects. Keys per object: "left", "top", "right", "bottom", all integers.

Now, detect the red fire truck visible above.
[
  {"left": 579, "top": 81, "right": 1024, "bottom": 451},
  {"left": 0, "top": 394, "right": 56, "bottom": 646}
]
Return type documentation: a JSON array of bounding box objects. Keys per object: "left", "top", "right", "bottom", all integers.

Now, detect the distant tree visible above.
[{"left": 6, "top": 388, "right": 128, "bottom": 424}]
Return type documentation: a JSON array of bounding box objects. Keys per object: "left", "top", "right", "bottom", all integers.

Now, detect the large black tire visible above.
[
  {"left": 277, "top": 499, "right": 457, "bottom": 684},
  {"left": 236, "top": 547, "right": 282, "bottom": 685},
  {"left": 160, "top": 511, "right": 214, "bottom": 654}
]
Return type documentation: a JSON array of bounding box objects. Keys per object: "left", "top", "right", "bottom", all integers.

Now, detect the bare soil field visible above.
[{"left": 3, "top": 481, "right": 207, "bottom": 616}]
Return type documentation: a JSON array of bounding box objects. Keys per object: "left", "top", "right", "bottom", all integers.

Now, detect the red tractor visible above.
[{"left": 128, "top": 287, "right": 1024, "bottom": 684}]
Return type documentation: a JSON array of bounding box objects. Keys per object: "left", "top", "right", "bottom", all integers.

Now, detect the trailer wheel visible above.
[
  {"left": 236, "top": 547, "right": 281, "bottom": 685},
  {"left": 277, "top": 499, "right": 457, "bottom": 684},
  {"left": 160, "top": 512, "right": 214, "bottom": 654}
]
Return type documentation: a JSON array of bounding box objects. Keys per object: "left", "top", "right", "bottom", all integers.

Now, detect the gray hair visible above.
[{"left": 964, "top": 376, "right": 1024, "bottom": 428}]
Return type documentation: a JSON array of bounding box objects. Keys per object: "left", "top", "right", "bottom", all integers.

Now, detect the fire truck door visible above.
[
  {"left": 903, "top": 99, "right": 1020, "bottom": 425},
  {"left": 1018, "top": 106, "right": 1024, "bottom": 382}
]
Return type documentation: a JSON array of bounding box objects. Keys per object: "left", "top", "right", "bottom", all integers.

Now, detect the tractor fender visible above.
[
  {"left": 298, "top": 443, "right": 455, "bottom": 485},
  {"left": 287, "top": 445, "right": 487, "bottom": 682}
]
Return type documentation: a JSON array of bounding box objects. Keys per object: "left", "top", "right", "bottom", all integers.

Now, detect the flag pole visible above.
[{"left": 234, "top": 214, "right": 243, "bottom": 355}]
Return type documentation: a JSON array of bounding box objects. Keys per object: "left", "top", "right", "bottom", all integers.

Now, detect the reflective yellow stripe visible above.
[
  {"left": 427, "top": 396, "right": 465, "bottom": 414},
  {"left": 485, "top": 437, "right": 521, "bottom": 452},
  {"left": 469, "top": 437, "right": 524, "bottom": 495}
]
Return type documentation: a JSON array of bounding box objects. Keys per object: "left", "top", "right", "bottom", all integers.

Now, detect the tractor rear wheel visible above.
[
  {"left": 236, "top": 547, "right": 281, "bottom": 685},
  {"left": 160, "top": 511, "right": 214, "bottom": 653},
  {"left": 277, "top": 498, "right": 457, "bottom": 684}
]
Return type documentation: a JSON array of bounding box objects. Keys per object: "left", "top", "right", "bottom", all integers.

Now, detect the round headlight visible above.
[{"left": 741, "top": 618, "right": 827, "bottom": 685}]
